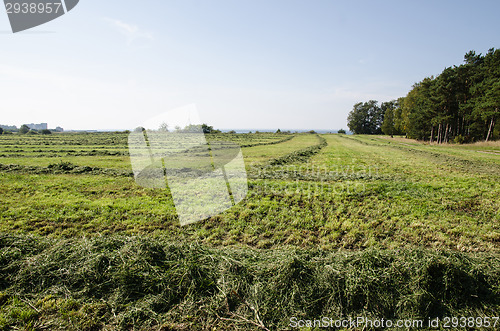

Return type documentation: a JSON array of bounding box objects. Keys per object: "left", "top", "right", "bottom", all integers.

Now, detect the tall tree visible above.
[
  {"left": 347, "top": 100, "right": 384, "bottom": 134},
  {"left": 19, "top": 125, "right": 30, "bottom": 134},
  {"left": 403, "top": 77, "right": 437, "bottom": 140},
  {"left": 475, "top": 49, "right": 500, "bottom": 141},
  {"left": 381, "top": 100, "right": 402, "bottom": 137}
]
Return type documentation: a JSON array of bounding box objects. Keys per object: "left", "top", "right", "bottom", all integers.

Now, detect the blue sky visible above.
[{"left": 1, "top": 0, "right": 500, "bottom": 131}]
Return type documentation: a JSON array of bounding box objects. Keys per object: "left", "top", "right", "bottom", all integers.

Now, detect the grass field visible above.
[{"left": 0, "top": 132, "right": 499, "bottom": 330}]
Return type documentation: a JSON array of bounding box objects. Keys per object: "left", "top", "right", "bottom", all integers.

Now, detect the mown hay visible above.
[{"left": 0, "top": 234, "right": 498, "bottom": 330}]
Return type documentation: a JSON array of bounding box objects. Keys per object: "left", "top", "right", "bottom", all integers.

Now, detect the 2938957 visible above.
[
  {"left": 5, "top": 2, "right": 63, "bottom": 14},
  {"left": 442, "top": 316, "right": 499, "bottom": 328}
]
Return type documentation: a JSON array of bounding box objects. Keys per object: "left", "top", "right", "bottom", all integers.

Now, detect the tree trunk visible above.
[
  {"left": 486, "top": 117, "right": 495, "bottom": 142},
  {"left": 444, "top": 122, "right": 449, "bottom": 143},
  {"left": 437, "top": 123, "right": 442, "bottom": 144},
  {"left": 430, "top": 126, "right": 434, "bottom": 143}
]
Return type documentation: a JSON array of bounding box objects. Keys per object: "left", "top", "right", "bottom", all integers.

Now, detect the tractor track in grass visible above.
[
  {"left": 248, "top": 135, "right": 333, "bottom": 180},
  {"left": 267, "top": 134, "right": 327, "bottom": 166},
  {"left": 339, "top": 135, "right": 500, "bottom": 177}
]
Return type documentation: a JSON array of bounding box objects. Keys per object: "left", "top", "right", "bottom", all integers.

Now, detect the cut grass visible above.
[
  {"left": 0, "top": 170, "right": 498, "bottom": 251},
  {"left": 359, "top": 135, "right": 500, "bottom": 167},
  {"left": 242, "top": 134, "right": 320, "bottom": 165},
  {"left": 0, "top": 235, "right": 499, "bottom": 330},
  {"left": 0, "top": 134, "right": 498, "bottom": 251},
  {"left": 0, "top": 132, "right": 499, "bottom": 329}
]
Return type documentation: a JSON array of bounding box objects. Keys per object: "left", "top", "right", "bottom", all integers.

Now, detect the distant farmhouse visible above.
[{"left": 25, "top": 123, "right": 48, "bottom": 131}]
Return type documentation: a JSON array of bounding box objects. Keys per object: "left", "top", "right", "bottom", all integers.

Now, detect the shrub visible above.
[{"left": 19, "top": 125, "right": 30, "bottom": 134}]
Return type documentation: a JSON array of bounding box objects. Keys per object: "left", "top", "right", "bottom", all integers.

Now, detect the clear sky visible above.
[{"left": 1, "top": 0, "right": 500, "bottom": 131}]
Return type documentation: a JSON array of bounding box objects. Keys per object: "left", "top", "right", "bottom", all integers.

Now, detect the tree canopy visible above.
[
  {"left": 19, "top": 125, "right": 30, "bottom": 134},
  {"left": 347, "top": 100, "right": 384, "bottom": 134},
  {"left": 347, "top": 49, "right": 499, "bottom": 142}
]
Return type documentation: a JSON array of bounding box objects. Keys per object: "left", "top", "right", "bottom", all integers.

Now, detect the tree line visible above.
[
  {"left": 0, "top": 124, "right": 52, "bottom": 135},
  {"left": 134, "top": 123, "right": 222, "bottom": 134},
  {"left": 347, "top": 48, "right": 500, "bottom": 142}
]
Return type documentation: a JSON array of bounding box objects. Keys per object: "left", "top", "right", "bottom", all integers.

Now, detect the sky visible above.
[{"left": 1, "top": 0, "right": 500, "bottom": 131}]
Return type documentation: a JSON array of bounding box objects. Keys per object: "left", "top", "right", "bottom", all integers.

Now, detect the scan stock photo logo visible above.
[
  {"left": 3, "top": 0, "right": 79, "bottom": 33},
  {"left": 128, "top": 105, "right": 248, "bottom": 226}
]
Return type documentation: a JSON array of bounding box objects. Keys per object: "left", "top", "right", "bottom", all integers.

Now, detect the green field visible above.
[{"left": 0, "top": 132, "right": 499, "bottom": 330}]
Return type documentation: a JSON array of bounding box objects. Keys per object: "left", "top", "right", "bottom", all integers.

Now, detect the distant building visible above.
[
  {"left": 54, "top": 126, "right": 64, "bottom": 132},
  {"left": 0, "top": 124, "right": 17, "bottom": 131},
  {"left": 25, "top": 123, "right": 48, "bottom": 131}
]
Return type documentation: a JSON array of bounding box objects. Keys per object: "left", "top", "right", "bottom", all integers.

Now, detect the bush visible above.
[
  {"left": 41, "top": 129, "right": 52, "bottom": 135},
  {"left": 453, "top": 135, "right": 463, "bottom": 144},
  {"left": 19, "top": 125, "right": 30, "bottom": 134},
  {"left": 338, "top": 128, "right": 346, "bottom": 134}
]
